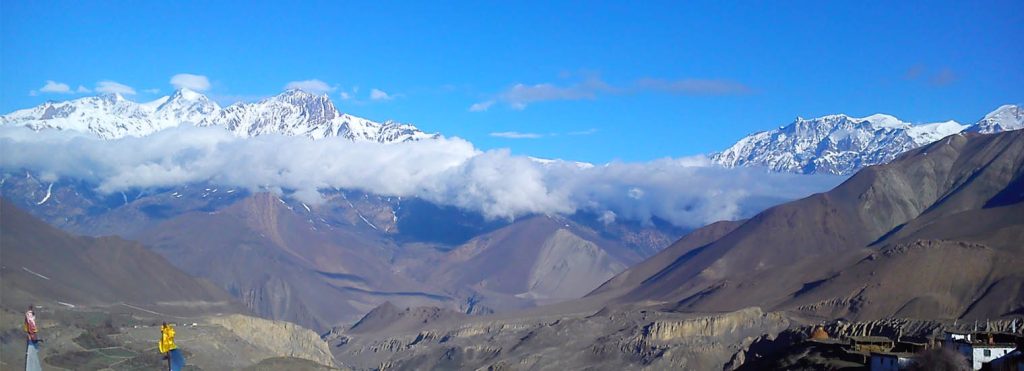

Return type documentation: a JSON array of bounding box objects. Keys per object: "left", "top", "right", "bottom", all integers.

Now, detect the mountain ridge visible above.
[
  {"left": 1, "top": 88, "right": 438, "bottom": 143},
  {"left": 711, "top": 104, "right": 1023, "bottom": 175},
  {"left": 0, "top": 197, "right": 245, "bottom": 316}
]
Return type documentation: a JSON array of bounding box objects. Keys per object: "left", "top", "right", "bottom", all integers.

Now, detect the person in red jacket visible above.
[{"left": 24, "top": 305, "right": 38, "bottom": 343}]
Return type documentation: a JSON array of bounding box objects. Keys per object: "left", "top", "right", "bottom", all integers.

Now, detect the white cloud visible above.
[
  {"left": 170, "top": 73, "right": 211, "bottom": 91},
  {"left": 369, "top": 88, "right": 392, "bottom": 101},
  {"left": 143, "top": 88, "right": 160, "bottom": 94},
  {"left": 339, "top": 91, "right": 352, "bottom": 100},
  {"left": 284, "top": 79, "right": 334, "bottom": 95},
  {"left": 499, "top": 78, "right": 608, "bottom": 110},
  {"left": 599, "top": 210, "right": 617, "bottom": 225},
  {"left": 39, "top": 80, "right": 72, "bottom": 94},
  {"left": 469, "top": 100, "right": 494, "bottom": 112},
  {"left": 567, "top": 128, "right": 598, "bottom": 136},
  {"left": 633, "top": 78, "right": 752, "bottom": 95},
  {"left": 904, "top": 65, "right": 958, "bottom": 87},
  {"left": 95, "top": 81, "right": 137, "bottom": 95},
  {"left": 76, "top": 85, "right": 91, "bottom": 93},
  {"left": 490, "top": 131, "right": 544, "bottom": 139},
  {"left": 474, "top": 76, "right": 752, "bottom": 111},
  {"left": 0, "top": 126, "right": 843, "bottom": 228}
]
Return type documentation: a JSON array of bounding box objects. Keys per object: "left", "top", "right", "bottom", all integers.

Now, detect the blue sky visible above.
[{"left": 2, "top": 1, "right": 1021, "bottom": 163}]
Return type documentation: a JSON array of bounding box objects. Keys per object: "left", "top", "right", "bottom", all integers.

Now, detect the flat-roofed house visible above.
[{"left": 869, "top": 352, "right": 916, "bottom": 371}]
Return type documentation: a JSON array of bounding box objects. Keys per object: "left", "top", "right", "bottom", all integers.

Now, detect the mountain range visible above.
[
  {"left": 0, "top": 174, "right": 682, "bottom": 330},
  {"left": 711, "top": 104, "right": 1023, "bottom": 175},
  {"left": 327, "top": 127, "right": 1024, "bottom": 371},
  {"left": 4, "top": 90, "right": 1019, "bottom": 177},
  {"left": 1, "top": 88, "right": 437, "bottom": 142},
  {"left": 3, "top": 89, "right": 1023, "bottom": 369}
]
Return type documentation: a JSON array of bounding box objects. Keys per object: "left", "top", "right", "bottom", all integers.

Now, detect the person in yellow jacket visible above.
[
  {"left": 159, "top": 322, "right": 177, "bottom": 354},
  {"left": 159, "top": 322, "right": 187, "bottom": 370}
]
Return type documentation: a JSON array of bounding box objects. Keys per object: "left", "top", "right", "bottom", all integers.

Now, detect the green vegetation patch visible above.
[
  {"left": 98, "top": 347, "right": 136, "bottom": 358},
  {"left": 118, "top": 349, "right": 201, "bottom": 371},
  {"left": 73, "top": 330, "right": 119, "bottom": 349},
  {"left": 242, "top": 356, "right": 339, "bottom": 371},
  {"left": 45, "top": 350, "right": 118, "bottom": 370}
]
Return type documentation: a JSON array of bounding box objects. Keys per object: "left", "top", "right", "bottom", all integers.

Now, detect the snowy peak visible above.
[
  {"left": 966, "top": 104, "right": 1023, "bottom": 134},
  {"left": 214, "top": 89, "right": 343, "bottom": 137},
  {"left": 1, "top": 89, "right": 437, "bottom": 143},
  {"left": 152, "top": 88, "right": 221, "bottom": 126},
  {"left": 906, "top": 120, "right": 968, "bottom": 145},
  {"left": 158, "top": 88, "right": 218, "bottom": 110},
  {"left": 857, "top": 113, "right": 907, "bottom": 129},
  {"left": 713, "top": 105, "right": 1019, "bottom": 175},
  {"left": 711, "top": 112, "right": 964, "bottom": 175},
  {"left": 168, "top": 87, "right": 206, "bottom": 101}
]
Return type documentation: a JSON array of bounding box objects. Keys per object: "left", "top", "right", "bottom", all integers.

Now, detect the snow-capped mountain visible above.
[
  {"left": 1, "top": 88, "right": 438, "bottom": 143},
  {"left": 711, "top": 105, "right": 1021, "bottom": 175},
  {"left": 150, "top": 87, "right": 222, "bottom": 126},
  {"left": 1, "top": 93, "right": 178, "bottom": 138},
  {"left": 964, "top": 104, "right": 1024, "bottom": 134},
  {"left": 206, "top": 89, "right": 436, "bottom": 142}
]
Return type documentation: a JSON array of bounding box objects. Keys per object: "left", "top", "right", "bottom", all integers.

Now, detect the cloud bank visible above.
[
  {"left": 170, "top": 73, "right": 211, "bottom": 91},
  {"left": 369, "top": 88, "right": 393, "bottom": 101},
  {"left": 284, "top": 79, "right": 335, "bottom": 95},
  {"left": 0, "top": 126, "right": 843, "bottom": 228},
  {"left": 96, "top": 81, "right": 137, "bottom": 95},
  {"left": 30, "top": 80, "right": 90, "bottom": 96},
  {"left": 39, "top": 80, "right": 73, "bottom": 94}
]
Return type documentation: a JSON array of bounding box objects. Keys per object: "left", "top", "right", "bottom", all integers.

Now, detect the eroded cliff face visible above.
[
  {"left": 821, "top": 317, "right": 1023, "bottom": 340},
  {"left": 725, "top": 317, "right": 1024, "bottom": 370},
  {"left": 207, "top": 314, "right": 336, "bottom": 368},
  {"left": 330, "top": 306, "right": 792, "bottom": 370}
]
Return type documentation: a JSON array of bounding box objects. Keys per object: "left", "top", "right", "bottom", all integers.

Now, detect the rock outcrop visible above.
[
  {"left": 207, "top": 314, "right": 336, "bottom": 368},
  {"left": 331, "top": 306, "right": 792, "bottom": 370}
]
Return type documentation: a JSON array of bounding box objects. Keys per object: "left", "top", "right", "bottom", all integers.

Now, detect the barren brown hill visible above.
[
  {"left": 129, "top": 191, "right": 679, "bottom": 330},
  {"left": 425, "top": 215, "right": 644, "bottom": 309},
  {"left": 0, "top": 198, "right": 242, "bottom": 316},
  {"left": 588, "top": 219, "right": 744, "bottom": 299},
  {"left": 137, "top": 192, "right": 452, "bottom": 330},
  {"left": 345, "top": 301, "right": 467, "bottom": 336},
  {"left": 595, "top": 130, "right": 1024, "bottom": 320}
]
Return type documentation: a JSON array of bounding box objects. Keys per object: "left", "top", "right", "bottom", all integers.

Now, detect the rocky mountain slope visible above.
[
  {"left": 712, "top": 104, "right": 1022, "bottom": 175},
  {"left": 0, "top": 199, "right": 338, "bottom": 370},
  {"left": 134, "top": 192, "right": 446, "bottom": 331},
  {"left": 0, "top": 306, "right": 340, "bottom": 370},
  {"left": 0, "top": 197, "right": 242, "bottom": 316},
  {"left": 132, "top": 194, "right": 664, "bottom": 330},
  {"left": 1, "top": 88, "right": 437, "bottom": 142},
  {"left": 329, "top": 305, "right": 793, "bottom": 370},
  {"left": 428, "top": 216, "right": 642, "bottom": 303},
  {"left": 600, "top": 129, "right": 1024, "bottom": 321}
]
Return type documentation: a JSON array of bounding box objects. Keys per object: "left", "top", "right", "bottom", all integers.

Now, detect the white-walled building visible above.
[{"left": 944, "top": 332, "right": 1018, "bottom": 370}]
